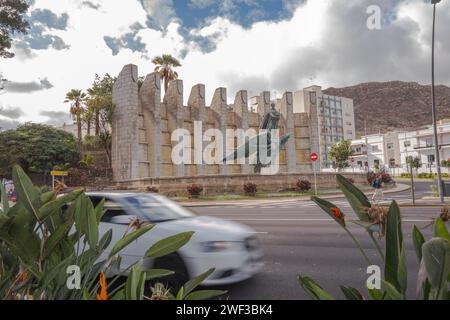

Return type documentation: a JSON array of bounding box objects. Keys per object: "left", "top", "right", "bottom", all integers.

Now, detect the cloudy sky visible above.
[{"left": 0, "top": 0, "right": 449, "bottom": 130}]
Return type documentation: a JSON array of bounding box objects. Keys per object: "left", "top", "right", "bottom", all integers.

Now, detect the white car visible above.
[{"left": 87, "top": 192, "right": 264, "bottom": 287}]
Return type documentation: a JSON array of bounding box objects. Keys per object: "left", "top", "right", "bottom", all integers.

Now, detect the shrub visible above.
[
  {"left": 417, "top": 172, "right": 440, "bottom": 179},
  {"left": 187, "top": 184, "right": 203, "bottom": 198},
  {"left": 367, "top": 172, "right": 376, "bottom": 185},
  {"left": 297, "top": 180, "right": 312, "bottom": 192},
  {"left": 381, "top": 173, "right": 393, "bottom": 184},
  {"left": 146, "top": 186, "right": 159, "bottom": 193},
  {"left": 243, "top": 182, "right": 258, "bottom": 196},
  {"left": 400, "top": 173, "right": 411, "bottom": 178},
  {"left": 0, "top": 166, "right": 225, "bottom": 300},
  {"left": 301, "top": 174, "right": 450, "bottom": 300}
]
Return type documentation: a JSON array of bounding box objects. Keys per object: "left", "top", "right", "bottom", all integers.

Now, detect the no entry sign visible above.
[{"left": 310, "top": 153, "right": 318, "bottom": 162}]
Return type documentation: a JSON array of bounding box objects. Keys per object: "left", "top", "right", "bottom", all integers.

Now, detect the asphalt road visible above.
[{"left": 190, "top": 180, "right": 444, "bottom": 300}]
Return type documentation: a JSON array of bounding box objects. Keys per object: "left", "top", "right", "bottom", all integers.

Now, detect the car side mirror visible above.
[{"left": 109, "top": 215, "right": 140, "bottom": 225}]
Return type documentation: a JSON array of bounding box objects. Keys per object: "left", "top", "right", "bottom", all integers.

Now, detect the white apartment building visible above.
[
  {"left": 350, "top": 119, "right": 450, "bottom": 174},
  {"left": 293, "top": 85, "right": 356, "bottom": 169}
]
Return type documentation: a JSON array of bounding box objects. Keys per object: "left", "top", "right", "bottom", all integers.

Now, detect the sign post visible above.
[
  {"left": 50, "top": 171, "right": 68, "bottom": 191},
  {"left": 310, "top": 153, "right": 319, "bottom": 196}
]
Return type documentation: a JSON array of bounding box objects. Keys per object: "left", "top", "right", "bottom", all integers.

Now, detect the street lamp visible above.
[{"left": 431, "top": 0, "right": 444, "bottom": 203}]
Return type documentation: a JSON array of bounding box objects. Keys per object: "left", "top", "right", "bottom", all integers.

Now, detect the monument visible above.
[{"left": 111, "top": 64, "right": 315, "bottom": 182}]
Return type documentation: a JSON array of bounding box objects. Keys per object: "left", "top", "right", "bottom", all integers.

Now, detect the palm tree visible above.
[
  {"left": 151, "top": 54, "right": 182, "bottom": 93},
  {"left": 64, "top": 89, "right": 86, "bottom": 142}
]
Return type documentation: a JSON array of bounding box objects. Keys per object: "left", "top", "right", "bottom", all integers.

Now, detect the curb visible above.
[{"left": 180, "top": 184, "right": 412, "bottom": 207}]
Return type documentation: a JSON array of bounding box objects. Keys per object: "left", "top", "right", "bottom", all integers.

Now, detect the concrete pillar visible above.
[
  {"left": 188, "top": 84, "right": 207, "bottom": 175},
  {"left": 111, "top": 64, "right": 140, "bottom": 181},
  {"left": 210, "top": 87, "right": 228, "bottom": 175},
  {"left": 140, "top": 72, "right": 162, "bottom": 178},
  {"left": 281, "top": 92, "right": 296, "bottom": 173},
  {"left": 164, "top": 79, "right": 185, "bottom": 177},
  {"left": 233, "top": 90, "right": 250, "bottom": 174},
  {"left": 258, "top": 91, "right": 270, "bottom": 118}
]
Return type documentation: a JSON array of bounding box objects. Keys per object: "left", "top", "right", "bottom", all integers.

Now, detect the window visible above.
[
  {"left": 404, "top": 141, "right": 411, "bottom": 148},
  {"left": 428, "top": 154, "right": 435, "bottom": 164},
  {"left": 426, "top": 138, "right": 434, "bottom": 147},
  {"left": 357, "top": 161, "right": 363, "bottom": 167},
  {"left": 374, "top": 159, "right": 380, "bottom": 165}
]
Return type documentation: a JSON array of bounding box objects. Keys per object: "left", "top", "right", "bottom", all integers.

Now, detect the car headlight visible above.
[{"left": 201, "top": 241, "right": 234, "bottom": 252}]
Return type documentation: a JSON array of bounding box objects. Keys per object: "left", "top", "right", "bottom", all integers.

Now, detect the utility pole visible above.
[
  {"left": 431, "top": 0, "right": 444, "bottom": 203},
  {"left": 364, "top": 119, "right": 369, "bottom": 172}
]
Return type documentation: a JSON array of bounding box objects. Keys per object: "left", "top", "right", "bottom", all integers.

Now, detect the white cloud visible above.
[{"left": 1, "top": 0, "right": 449, "bottom": 126}]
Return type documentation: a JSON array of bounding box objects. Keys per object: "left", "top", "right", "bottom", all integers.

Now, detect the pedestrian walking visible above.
[{"left": 372, "top": 173, "right": 384, "bottom": 202}]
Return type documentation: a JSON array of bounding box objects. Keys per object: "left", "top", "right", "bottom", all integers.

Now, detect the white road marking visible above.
[{"left": 223, "top": 218, "right": 433, "bottom": 222}]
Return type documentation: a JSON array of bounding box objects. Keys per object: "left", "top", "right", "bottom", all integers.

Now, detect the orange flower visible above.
[
  {"left": 330, "top": 207, "right": 344, "bottom": 220},
  {"left": 96, "top": 272, "right": 108, "bottom": 301}
]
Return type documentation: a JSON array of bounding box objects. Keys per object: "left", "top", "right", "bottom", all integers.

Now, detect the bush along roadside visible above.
[
  {"left": 298, "top": 174, "right": 450, "bottom": 300},
  {"left": 0, "top": 165, "right": 225, "bottom": 300}
]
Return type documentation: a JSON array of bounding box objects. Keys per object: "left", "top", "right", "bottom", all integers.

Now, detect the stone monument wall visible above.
[{"left": 112, "top": 64, "right": 315, "bottom": 182}]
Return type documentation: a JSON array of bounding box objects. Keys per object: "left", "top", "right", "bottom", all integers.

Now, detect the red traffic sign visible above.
[{"left": 310, "top": 153, "right": 319, "bottom": 162}]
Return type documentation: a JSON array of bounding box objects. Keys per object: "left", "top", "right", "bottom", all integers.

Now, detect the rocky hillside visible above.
[{"left": 323, "top": 81, "right": 450, "bottom": 136}]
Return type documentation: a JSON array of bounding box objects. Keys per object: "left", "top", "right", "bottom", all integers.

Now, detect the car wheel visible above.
[{"left": 149, "top": 253, "right": 189, "bottom": 296}]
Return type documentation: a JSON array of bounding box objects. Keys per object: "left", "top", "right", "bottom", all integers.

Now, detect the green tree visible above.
[
  {"left": 328, "top": 140, "right": 354, "bottom": 171},
  {"left": 86, "top": 74, "right": 116, "bottom": 136},
  {"left": 406, "top": 156, "right": 422, "bottom": 175},
  {"left": 84, "top": 74, "right": 116, "bottom": 167},
  {"left": 0, "top": 0, "right": 29, "bottom": 59},
  {"left": 0, "top": 123, "right": 79, "bottom": 177},
  {"left": 152, "top": 54, "right": 182, "bottom": 93},
  {"left": 64, "top": 89, "right": 86, "bottom": 142}
]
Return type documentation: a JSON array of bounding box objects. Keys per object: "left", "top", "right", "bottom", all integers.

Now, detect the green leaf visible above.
[
  {"left": 145, "top": 231, "right": 194, "bottom": 259},
  {"left": 109, "top": 224, "right": 154, "bottom": 258},
  {"left": 82, "top": 288, "right": 92, "bottom": 300},
  {"left": 43, "top": 218, "right": 74, "bottom": 258},
  {"left": 185, "top": 290, "right": 227, "bottom": 300},
  {"left": 433, "top": 218, "right": 450, "bottom": 241},
  {"left": 311, "top": 196, "right": 346, "bottom": 228},
  {"left": 368, "top": 288, "right": 384, "bottom": 300},
  {"left": 110, "top": 289, "right": 125, "bottom": 300},
  {"left": 39, "top": 189, "right": 83, "bottom": 221},
  {"left": 74, "top": 194, "right": 98, "bottom": 248},
  {"left": 340, "top": 286, "right": 364, "bottom": 300},
  {"left": 12, "top": 165, "right": 41, "bottom": 221},
  {"left": 182, "top": 268, "right": 215, "bottom": 298},
  {"left": 384, "top": 201, "right": 407, "bottom": 294},
  {"left": 422, "top": 237, "right": 450, "bottom": 299},
  {"left": 412, "top": 225, "right": 426, "bottom": 263},
  {"left": 297, "top": 275, "right": 335, "bottom": 300},
  {"left": 136, "top": 271, "right": 146, "bottom": 301},
  {"left": 176, "top": 286, "right": 184, "bottom": 300},
  {"left": 381, "top": 279, "right": 404, "bottom": 300},
  {"left": 145, "top": 269, "right": 175, "bottom": 280},
  {"left": 40, "top": 191, "right": 55, "bottom": 205},
  {"left": 0, "top": 182, "right": 10, "bottom": 213},
  {"left": 125, "top": 260, "right": 144, "bottom": 300},
  {"left": 94, "top": 198, "right": 105, "bottom": 223},
  {"left": 336, "top": 174, "right": 371, "bottom": 222}
]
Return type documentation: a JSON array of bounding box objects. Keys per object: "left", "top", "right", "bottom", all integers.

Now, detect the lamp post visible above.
[{"left": 431, "top": 0, "right": 444, "bottom": 203}]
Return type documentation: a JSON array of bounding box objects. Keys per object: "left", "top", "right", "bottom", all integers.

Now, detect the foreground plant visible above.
[
  {"left": 0, "top": 165, "right": 225, "bottom": 300},
  {"left": 299, "top": 174, "right": 449, "bottom": 300}
]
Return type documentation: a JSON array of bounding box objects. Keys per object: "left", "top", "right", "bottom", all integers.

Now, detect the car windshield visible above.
[{"left": 123, "top": 194, "right": 195, "bottom": 222}]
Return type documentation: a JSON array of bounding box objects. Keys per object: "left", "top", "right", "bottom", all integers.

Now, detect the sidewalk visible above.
[{"left": 179, "top": 183, "right": 411, "bottom": 207}]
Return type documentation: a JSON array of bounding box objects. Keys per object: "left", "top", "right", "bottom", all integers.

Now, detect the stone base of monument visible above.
[{"left": 114, "top": 172, "right": 367, "bottom": 197}]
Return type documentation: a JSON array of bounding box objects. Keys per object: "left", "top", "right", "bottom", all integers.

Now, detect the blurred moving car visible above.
[{"left": 87, "top": 192, "right": 264, "bottom": 287}]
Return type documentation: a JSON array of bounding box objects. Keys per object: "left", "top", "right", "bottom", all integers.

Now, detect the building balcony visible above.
[{"left": 414, "top": 143, "right": 450, "bottom": 150}]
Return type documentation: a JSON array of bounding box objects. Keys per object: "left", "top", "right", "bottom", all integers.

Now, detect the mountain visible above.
[{"left": 323, "top": 81, "right": 450, "bottom": 136}]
